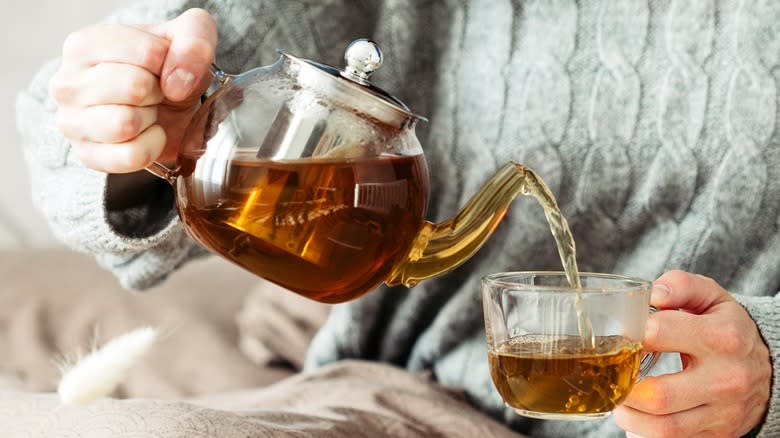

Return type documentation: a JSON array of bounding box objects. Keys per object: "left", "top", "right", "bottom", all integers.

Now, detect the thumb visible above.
[
  {"left": 651, "top": 269, "right": 732, "bottom": 314},
  {"left": 149, "top": 8, "right": 217, "bottom": 102}
]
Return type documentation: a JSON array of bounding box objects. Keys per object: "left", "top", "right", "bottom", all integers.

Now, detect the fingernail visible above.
[
  {"left": 166, "top": 68, "right": 195, "bottom": 98},
  {"left": 652, "top": 283, "right": 670, "bottom": 302}
]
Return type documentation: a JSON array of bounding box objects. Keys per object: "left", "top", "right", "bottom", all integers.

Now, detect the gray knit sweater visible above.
[{"left": 17, "top": 0, "right": 780, "bottom": 436}]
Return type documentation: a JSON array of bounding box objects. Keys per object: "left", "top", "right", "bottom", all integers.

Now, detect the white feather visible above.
[{"left": 57, "top": 326, "right": 158, "bottom": 406}]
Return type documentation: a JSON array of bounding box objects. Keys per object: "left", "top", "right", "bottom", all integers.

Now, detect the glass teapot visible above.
[{"left": 147, "top": 39, "right": 529, "bottom": 304}]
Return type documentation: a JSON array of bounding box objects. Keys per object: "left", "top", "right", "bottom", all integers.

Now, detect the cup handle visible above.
[
  {"left": 145, "top": 62, "right": 232, "bottom": 184},
  {"left": 145, "top": 161, "right": 177, "bottom": 184},
  {"left": 638, "top": 351, "right": 660, "bottom": 381},
  {"left": 637, "top": 306, "right": 661, "bottom": 381}
]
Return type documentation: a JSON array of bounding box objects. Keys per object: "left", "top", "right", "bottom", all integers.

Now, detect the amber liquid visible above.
[
  {"left": 519, "top": 170, "right": 594, "bottom": 348},
  {"left": 488, "top": 335, "right": 642, "bottom": 415},
  {"left": 177, "top": 152, "right": 428, "bottom": 303}
]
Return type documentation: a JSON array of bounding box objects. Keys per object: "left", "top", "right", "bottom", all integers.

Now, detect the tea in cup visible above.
[{"left": 482, "top": 272, "right": 658, "bottom": 421}]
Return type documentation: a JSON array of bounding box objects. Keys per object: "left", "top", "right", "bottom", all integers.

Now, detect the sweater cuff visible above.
[
  {"left": 89, "top": 167, "right": 208, "bottom": 290},
  {"left": 26, "top": 139, "right": 199, "bottom": 290},
  {"left": 734, "top": 295, "right": 780, "bottom": 438}
]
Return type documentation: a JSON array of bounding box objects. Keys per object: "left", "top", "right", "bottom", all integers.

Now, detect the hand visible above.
[
  {"left": 49, "top": 8, "right": 217, "bottom": 173},
  {"left": 613, "top": 270, "right": 771, "bottom": 437}
]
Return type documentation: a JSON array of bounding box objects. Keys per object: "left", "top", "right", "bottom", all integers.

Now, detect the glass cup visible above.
[{"left": 482, "top": 271, "right": 658, "bottom": 421}]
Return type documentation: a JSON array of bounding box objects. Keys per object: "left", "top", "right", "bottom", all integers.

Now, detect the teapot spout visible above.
[{"left": 386, "top": 162, "right": 531, "bottom": 288}]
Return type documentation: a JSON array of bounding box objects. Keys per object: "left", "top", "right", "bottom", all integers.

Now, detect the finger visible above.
[
  {"left": 652, "top": 270, "right": 732, "bottom": 313},
  {"left": 643, "top": 309, "right": 710, "bottom": 356},
  {"left": 147, "top": 8, "right": 217, "bottom": 102},
  {"left": 52, "top": 63, "right": 164, "bottom": 107},
  {"left": 71, "top": 124, "right": 166, "bottom": 173},
  {"left": 613, "top": 404, "right": 714, "bottom": 438},
  {"left": 61, "top": 24, "right": 169, "bottom": 75},
  {"left": 58, "top": 105, "right": 158, "bottom": 144},
  {"left": 621, "top": 371, "right": 712, "bottom": 415}
]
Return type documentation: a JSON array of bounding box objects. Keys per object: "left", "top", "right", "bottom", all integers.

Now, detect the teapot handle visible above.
[
  {"left": 209, "top": 63, "right": 228, "bottom": 84},
  {"left": 145, "top": 62, "right": 232, "bottom": 183},
  {"left": 205, "top": 63, "right": 231, "bottom": 97}
]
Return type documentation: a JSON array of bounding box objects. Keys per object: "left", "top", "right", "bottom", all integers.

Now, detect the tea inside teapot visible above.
[{"left": 178, "top": 151, "right": 429, "bottom": 303}]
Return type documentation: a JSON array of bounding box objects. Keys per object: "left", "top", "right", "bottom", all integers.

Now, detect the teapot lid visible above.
[{"left": 283, "top": 39, "right": 425, "bottom": 129}]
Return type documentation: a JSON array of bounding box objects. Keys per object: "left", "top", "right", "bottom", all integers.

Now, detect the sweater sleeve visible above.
[
  {"left": 15, "top": 0, "right": 262, "bottom": 289},
  {"left": 733, "top": 294, "right": 780, "bottom": 438}
]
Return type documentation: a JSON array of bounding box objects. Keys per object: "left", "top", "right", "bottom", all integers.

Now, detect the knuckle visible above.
[
  {"left": 136, "top": 148, "right": 156, "bottom": 169},
  {"left": 55, "top": 111, "right": 80, "bottom": 141},
  {"left": 62, "top": 24, "right": 108, "bottom": 59},
  {"left": 48, "top": 73, "right": 73, "bottom": 103},
  {"left": 61, "top": 30, "right": 87, "bottom": 59},
  {"left": 694, "top": 273, "right": 716, "bottom": 285},
  {"left": 114, "top": 107, "right": 143, "bottom": 140},
  {"left": 125, "top": 74, "right": 156, "bottom": 105},
  {"left": 139, "top": 40, "right": 168, "bottom": 72},
  {"left": 71, "top": 143, "right": 100, "bottom": 171},
  {"left": 711, "top": 321, "right": 744, "bottom": 354},
  {"left": 126, "top": 125, "right": 165, "bottom": 170},
  {"left": 123, "top": 146, "right": 155, "bottom": 170}
]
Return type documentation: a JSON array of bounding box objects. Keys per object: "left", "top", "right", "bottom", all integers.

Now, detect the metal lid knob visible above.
[{"left": 342, "top": 39, "right": 383, "bottom": 84}]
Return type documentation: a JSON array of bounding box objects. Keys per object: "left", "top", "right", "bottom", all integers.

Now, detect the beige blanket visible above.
[
  {"left": 0, "top": 249, "right": 522, "bottom": 437},
  {"left": 1, "top": 360, "right": 522, "bottom": 437},
  {"left": 0, "top": 249, "right": 293, "bottom": 398}
]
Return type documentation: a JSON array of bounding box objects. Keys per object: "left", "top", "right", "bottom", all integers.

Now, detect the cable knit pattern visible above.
[
  {"left": 614, "top": 0, "right": 713, "bottom": 279},
  {"left": 493, "top": 0, "right": 575, "bottom": 251},
  {"left": 16, "top": 0, "right": 780, "bottom": 436},
  {"left": 574, "top": 0, "right": 645, "bottom": 218},
  {"left": 646, "top": 0, "right": 709, "bottom": 220},
  {"left": 692, "top": 0, "right": 776, "bottom": 278}
]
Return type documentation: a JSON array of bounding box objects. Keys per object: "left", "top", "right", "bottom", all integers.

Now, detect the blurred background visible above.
[{"left": 1, "top": 0, "right": 129, "bottom": 249}]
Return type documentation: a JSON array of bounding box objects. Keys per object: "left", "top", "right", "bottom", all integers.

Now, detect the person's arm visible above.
[
  {"left": 18, "top": 58, "right": 196, "bottom": 290},
  {"left": 16, "top": 1, "right": 250, "bottom": 289}
]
